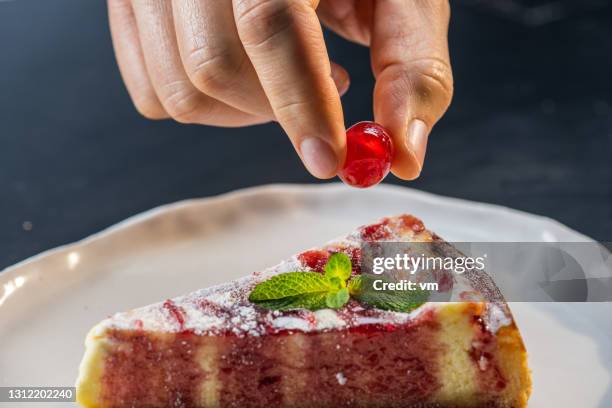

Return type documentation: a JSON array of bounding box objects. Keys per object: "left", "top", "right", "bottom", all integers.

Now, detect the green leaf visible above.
[
  {"left": 248, "top": 253, "right": 356, "bottom": 312},
  {"left": 347, "top": 274, "right": 364, "bottom": 295},
  {"left": 324, "top": 252, "right": 352, "bottom": 282},
  {"left": 249, "top": 272, "right": 333, "bottom": 311},
  {"left": 328, "top": 276, "right": 343, "bottom": 290},
  {"left": 325, "top": 288, "right": 350, "bottom": 309},
  {"left": 249, "top": 272, "right": 332, "bottom": 301},
  {"left": 253, "top": 293, "right": 328, "bottom": 311},
  {"left": 348, "top": 275, "right": 429, "bottom": 313}
]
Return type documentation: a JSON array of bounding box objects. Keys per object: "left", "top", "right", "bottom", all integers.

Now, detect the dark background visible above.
[{"left": 1, "top": 0, "right": 611, "bottom": 270}]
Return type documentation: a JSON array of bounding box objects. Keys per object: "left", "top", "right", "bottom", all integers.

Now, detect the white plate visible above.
[{"left": 1, "top": 183, "right": 610, "bottom": 407}]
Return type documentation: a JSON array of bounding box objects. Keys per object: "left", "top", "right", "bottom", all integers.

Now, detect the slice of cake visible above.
[{"left": 76, "top": 215, "right": 531, "bottom": 408}]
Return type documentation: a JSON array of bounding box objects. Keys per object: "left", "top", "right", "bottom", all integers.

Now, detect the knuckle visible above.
[
  {"left": 273, "top": 94, "right": 337, "bottom": 129},
  {"left": 234, "top": 0, "right": 298, "bottom": 48},
  {"left": 274, "top": 98, "right": 309, "bottom": 118},
  {"left": 132, "top": 97, "right": 167, "bottom": 120},
  {"left": 186, "top": 47, "right": 244, "bottom": 94},
  {"left": 411, "top": 58, "right": 454, "bottom": 109},
  {"left": 376, "top": 57, "right": 454, "bottom": 124},
  {"left": 160, "top": 84, "right": 203, "bottom": 124}
]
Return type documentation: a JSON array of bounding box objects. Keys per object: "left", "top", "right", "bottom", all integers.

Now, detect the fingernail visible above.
[
  {"left": 337, "top": 77, "right": 350, "bottom": 96},
  {"left": 331, "top": 69, "right": 350, "bottom": 96},
  {"left": 406, "top": 119, "right": 429, "bottom": 173},
  {"left": 300, "top": 137, "right": 338, "bottom": 178}
]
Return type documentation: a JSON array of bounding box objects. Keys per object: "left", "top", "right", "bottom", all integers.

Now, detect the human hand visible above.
[{"left": 108, "top": 0, "right": 452, "bottom": 180}]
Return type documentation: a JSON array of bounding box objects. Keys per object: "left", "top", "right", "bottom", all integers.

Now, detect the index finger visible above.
[{"left": 233, "top": 0, "right": 346, "bottom": 179}]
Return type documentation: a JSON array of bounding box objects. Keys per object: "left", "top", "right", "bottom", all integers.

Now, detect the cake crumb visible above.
[{"left": 336, "top": 372, "right": 347, "bottom": 386}]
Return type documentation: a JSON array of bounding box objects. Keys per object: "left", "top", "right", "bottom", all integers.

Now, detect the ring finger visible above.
[{"left": 131, "top": 0, "right": 267, "bottom": 126}]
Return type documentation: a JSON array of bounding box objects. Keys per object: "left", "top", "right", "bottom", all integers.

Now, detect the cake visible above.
[{"left": 76, "top": 215, "right": 531, "bottom": 407}]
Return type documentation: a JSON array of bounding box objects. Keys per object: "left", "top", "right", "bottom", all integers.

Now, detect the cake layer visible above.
[
  {"left": 79, "top": 303, "right": 528, "bottom": 407},
  {"left": 76, "top": 215, "right": 531, "bottom": 408}
]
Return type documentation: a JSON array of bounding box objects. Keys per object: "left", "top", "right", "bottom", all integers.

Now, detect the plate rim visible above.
[
  {"left": 1, "top": 183, "right": 609, "bottom": 406},
  {"left": 0, "top": 182, "right": 593, "bottom": 282}
]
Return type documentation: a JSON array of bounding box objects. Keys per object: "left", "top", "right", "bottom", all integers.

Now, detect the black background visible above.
[{"left": 1, "top": 1, "right": 611, "bottom": 270}]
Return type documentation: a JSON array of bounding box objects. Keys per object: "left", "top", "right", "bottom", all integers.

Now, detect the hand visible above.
[{"left": 108, "top": 0, "right": 453, "bottom": 180}]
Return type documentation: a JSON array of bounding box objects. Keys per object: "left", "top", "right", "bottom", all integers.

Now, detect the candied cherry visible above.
[{"left": 338, "top": 121, "right": 394, "bottom": 188}]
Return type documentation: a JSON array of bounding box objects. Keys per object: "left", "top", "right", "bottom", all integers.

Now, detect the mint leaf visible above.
[
  {"left": 347, "top": 274, "right": 364, "bottom": 295},
  {"left": 348, "top": 275, "right": 428, "bottom": 313},
  {"left": 249, "top": 272, "right": 332, "bottom": 299},
  {"left": 249, "top": 272, "right": 333, "bottom": 311},
  {"left": 325, "top": 288, "right": 350, "bottom": 309},
  {"left": 248, "top": 253, "right": 357, "bottom": 312},
  {"left": 324, "top": 252, "right": 352, "bottom": 282},
  {"left": 253, "top": 293, "right": 328, "bottom": 311},
  {"left": 328, "top": 276, "right": 343, "bottom": 290}
]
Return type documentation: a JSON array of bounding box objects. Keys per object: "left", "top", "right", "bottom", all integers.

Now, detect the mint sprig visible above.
[
  {"left": 324, "top": 252, "right": 352, "bottom": 282},
  {"left": 326, "top": 287, "right": 350, "bottom": 309},
  {"left": 249, "top": 252, "right": 429, "bottom": 313},
  {"left": 248, "top": 272, "right": 332, "bottom": 311}
]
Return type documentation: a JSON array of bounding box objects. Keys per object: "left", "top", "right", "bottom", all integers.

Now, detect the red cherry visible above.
[{"left": 338, "top": 122, "right": 394, "bottom": 188}]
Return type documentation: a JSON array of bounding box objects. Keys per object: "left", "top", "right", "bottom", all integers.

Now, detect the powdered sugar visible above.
[
  {"left": 484, "top": 303, "right": 513, "bottom": 333},
  {"left": 313, "top": 309, "right": 346, "bottom": 330},
  {"left": 97, "top": 215, "right": 512, "bottom": 337},
  {"left": 271, "top": 316, "right": 311, "bottom": 331}
]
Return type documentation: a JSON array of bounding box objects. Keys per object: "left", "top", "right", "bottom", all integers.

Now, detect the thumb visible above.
[{"left": 371, "top": 0, "right": 453, "bottom": 180}]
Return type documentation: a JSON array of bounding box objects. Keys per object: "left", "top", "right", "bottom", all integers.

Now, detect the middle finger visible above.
[{"left": 172, "top": 0, "right": 274, "bottom": 118}]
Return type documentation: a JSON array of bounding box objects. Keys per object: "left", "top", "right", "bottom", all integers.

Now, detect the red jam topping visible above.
[
  {"left": 400, "top": 214, "right": 425, "bottom": 233},
  {"left": 163, "top": 299, "right": 186, "bottom": 331},
  {"left": 343, "top": 247, "right": 362, "bottom": 274},
  {"left": 360, "top": 220, "right": 391, "bottom": 241},
  {"left": 297, "top": 250, "right": 330, "bottom": 272},
  {"left": 338, "top": 122, "right": 394, "bottom": 188}
]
